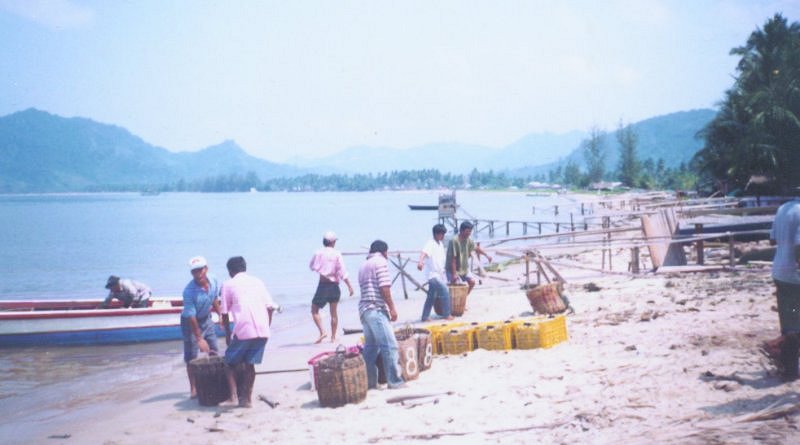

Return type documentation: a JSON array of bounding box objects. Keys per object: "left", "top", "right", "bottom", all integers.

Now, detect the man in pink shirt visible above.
[
  {"left": 309, "top": 231, "right": 354, "bottom": 343},
  {"left": 219, "top": 256, "right": 276, "bottom": 407}
]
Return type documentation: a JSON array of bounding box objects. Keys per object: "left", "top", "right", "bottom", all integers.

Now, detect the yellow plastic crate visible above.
[
  {"left": 513, "top": 321, "right": 541, "bottom": 350},
  {"left": 441, "top": 326, "right": 475, "bottom": 355},
  {"left": 538, "top": 315, "right": 568, "bottom": 348},
  {"left": 501, "top": 320, "right": 518, "bottom": 349},
  {"left": 474, "top": 322, "right": 511, "bottom": 350},
  {"left": 424, "top": 321, "right": 466, "bottom": 354}
]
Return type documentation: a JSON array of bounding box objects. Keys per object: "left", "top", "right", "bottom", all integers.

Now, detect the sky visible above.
[{"left": 2, "top": 1, "right": 799, "bottom": 162}]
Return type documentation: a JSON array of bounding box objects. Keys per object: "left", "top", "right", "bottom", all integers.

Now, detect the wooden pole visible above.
[
  {"left": 630, "top": 247, "right": 640, "bottom": 274},
  {"left": 524, "top": 253, "right": 530, "bottom": 287},
  {"left": 695, "top": 223, "right": 705, "bottom": 265},
  {"left": 398, "top": 253, "right": 408, "bottom": 299},
  {"left": 728, "top": 233, "right": 735, "bottom": 268}
]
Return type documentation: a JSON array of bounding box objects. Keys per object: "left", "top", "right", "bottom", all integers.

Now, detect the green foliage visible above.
[
  {"left": 695, "top": 13, "right": 800, "bottom": 195},
  {"left": 615, "top": 121, "right": 640, "bottom": 187},
  {"left": 583, "top": 127, "right": 607, "bottom": 183}
]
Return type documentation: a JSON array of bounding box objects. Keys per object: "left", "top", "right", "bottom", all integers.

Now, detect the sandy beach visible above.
[{"left": 9, "top": 239, "right": 800, "bottom": 445}]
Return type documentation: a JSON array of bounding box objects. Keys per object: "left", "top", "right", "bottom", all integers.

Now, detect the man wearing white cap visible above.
[
  {"left": 308, "top": 231, "right": 354, "bottom": 343},
  {"left": 181, "top": 255, "right": 221, "bottom": 399}
]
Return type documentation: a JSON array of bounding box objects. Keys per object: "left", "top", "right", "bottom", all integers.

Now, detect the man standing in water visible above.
[
  {"left": 769, "top": 199, "right": 800, "bottom": 380},
  {"left": 219, "top": 256, "right": 276, "bottom": 407},
  {"left": 181, "top": 256, "right": 221, "bottom": 399},
  {"left": 446, "top": 221, "right": 493, "bottom": 296},
  {"left": 309, "top": 231, "right": 354, "bottom": 343}
]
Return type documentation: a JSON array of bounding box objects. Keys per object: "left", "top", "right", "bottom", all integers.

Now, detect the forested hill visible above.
[
  {"left": 0, "top": 109, "right": 301, "bottom": 192},
  {"left": 0, "top": 107, "right": 715, "bottom": 192},
  {"left": 511, "top": 108, "right": 716, "bottom": 178}
]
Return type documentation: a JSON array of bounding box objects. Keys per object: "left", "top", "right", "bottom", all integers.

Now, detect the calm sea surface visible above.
[
  {"left": 0, "top": 190, "right": 585, "bottom": 441},
  {"left": 0, "top": 190, "right": 580, "bottom": 307}
]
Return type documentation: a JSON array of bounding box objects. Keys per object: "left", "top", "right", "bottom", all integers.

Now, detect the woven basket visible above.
[
  {"left": 525, "top": 282, "right": 566, "bottom": 315},
  {"left": 315, "top": 347, "right": 368, "bottom": 408},
  {"left": 189, "top": 355, "right": 230, "bottom": 406},
  {"left": 395, "top": 328, "right": 420, "bottom": 381},
  {"left": 414, "top": 328, "right": 433, "bottom": 371},
  {"left": 435, "top": 284, "right": 468, "bottom": 316}
]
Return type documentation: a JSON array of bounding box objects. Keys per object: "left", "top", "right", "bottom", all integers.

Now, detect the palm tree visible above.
[{"left": 695, "top": 13, "right": 800, "bottom": 194}]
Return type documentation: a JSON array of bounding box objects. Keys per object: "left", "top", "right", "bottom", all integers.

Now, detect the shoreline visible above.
[{"left": 7, "top": 241, "right": 800, "bottom": 444}]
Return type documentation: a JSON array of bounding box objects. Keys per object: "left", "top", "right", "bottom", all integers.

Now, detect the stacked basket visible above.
[
  {"left": 434, "top": 284, "right": 469, "bottom": 317},
  {"left": 315, "top": 347, "right": 368, "bottom": 408},
  {"left": 189, "top": 355, "right": 230, "bottom": 406}
]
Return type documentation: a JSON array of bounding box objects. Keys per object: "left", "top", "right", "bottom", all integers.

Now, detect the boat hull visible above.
[{"left": 0, "top": 299, "right": 195, "bottom": 347}]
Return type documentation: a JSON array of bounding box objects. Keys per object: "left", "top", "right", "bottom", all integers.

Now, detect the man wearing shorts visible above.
[
  {"left": 219, "top": 256, "right": 276, "bottom": 407},
  {"left": 309, "top": 231, "right": 354, "bottom": 343},
  {"left": 181, "top": 255, "right": 221, "bottom": 399},
  {"left": 446, "top": 221, "right": 493, "bottom": 296}
]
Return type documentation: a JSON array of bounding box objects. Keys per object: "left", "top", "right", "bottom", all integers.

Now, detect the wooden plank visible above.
[{"left": 656, "top": 265, "right": 728, "bottom": 274}]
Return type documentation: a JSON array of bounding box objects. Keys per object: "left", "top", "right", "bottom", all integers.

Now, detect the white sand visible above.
[{"left": 24, "top": 246, "right": 800, "bottom": 445}]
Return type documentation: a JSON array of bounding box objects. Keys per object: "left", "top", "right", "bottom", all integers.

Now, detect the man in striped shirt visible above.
[{"left": 358, "top": 240, "right": 404, "bottom": 389}]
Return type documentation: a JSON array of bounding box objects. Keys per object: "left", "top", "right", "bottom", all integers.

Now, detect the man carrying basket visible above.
[
  {"left": 418, "top": 223, "right": 453, "bottom": 321},
  {"left": 446, "top": 221, "right": 493, "bottom": 296}
]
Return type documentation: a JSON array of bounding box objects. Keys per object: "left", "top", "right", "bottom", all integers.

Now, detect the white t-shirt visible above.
[
  {"left": 771, "top": 200, "right": 800, "bottom": 284},
  {"left": 421, "top": 239, "right": 447, "bottom": 282}
]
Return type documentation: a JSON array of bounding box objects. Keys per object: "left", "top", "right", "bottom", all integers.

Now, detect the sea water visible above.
[
  {"left": 0, "top": 190, "right": 585, "bottom": 439},
  {"left": 0, "top": 190, "right": 582, "bottom": 306}
]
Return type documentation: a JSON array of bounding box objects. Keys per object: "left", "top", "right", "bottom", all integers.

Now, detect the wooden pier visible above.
[{"left": 345, "top": 193, "right": 782, "bottom": 299}]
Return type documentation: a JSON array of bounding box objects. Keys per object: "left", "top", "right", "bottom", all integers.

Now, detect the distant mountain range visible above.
[
  {"left": 287, "top": 131, "right": 588, "bottom": 175},
  {"left": 511, "top": 109, "right": 717, "bottom": 177},
  {"left": 0, "top": 107, "right": 716, "bottom": 192}
]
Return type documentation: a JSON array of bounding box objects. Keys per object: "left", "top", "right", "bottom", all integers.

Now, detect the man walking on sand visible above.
[
  {"left": 309, "top": 231, "right": 354, "bottom": 343},
  {"left": 769, "top": 199, "right": 800, "bottom": 380},
  {"left": 181, "top": 256, "right": 221, "bottom": 399},
  {"left": 418, "top": 223, "right": 453, "bottom": 322},
  {"left": 219, "top": 256, "right": 276, "bottom": 408},
  {"left": 446, "top": 221, "right": 493, "bottom": 296},
  {"left": 359, "top": 240, "right": 404, "bottom": 389}
]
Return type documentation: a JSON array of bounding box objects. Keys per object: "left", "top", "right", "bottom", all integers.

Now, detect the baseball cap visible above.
[
  {"left": 189, "top": 256, "right": 207, "bottom": 270},
  {"left": 323, "top": 231, "right": 337, "bottom": 242}
]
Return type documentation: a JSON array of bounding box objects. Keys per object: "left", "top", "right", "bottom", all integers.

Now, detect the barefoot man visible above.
[
  {"left": 309, "top": 231, "right": 354, "bottom": 343},
  {"left": 219, "top": 256, "right": 276, "bottom": 408}
]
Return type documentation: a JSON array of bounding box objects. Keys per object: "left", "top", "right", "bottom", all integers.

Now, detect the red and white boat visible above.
[{"left": 0, "top": 298, "right": 188, "bottom": 347}]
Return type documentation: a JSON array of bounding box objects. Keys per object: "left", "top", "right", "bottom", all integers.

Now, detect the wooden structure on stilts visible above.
[{"left": 344, "top": 193, "right": 783, "bottom": 300}]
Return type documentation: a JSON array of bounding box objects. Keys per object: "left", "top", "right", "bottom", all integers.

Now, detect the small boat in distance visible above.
[
  {"left": 408, "top": 204, "right": 439, "bottom": 211},
  {"left": 0, "top": 298, "right": 192, "bottom": 347}
]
